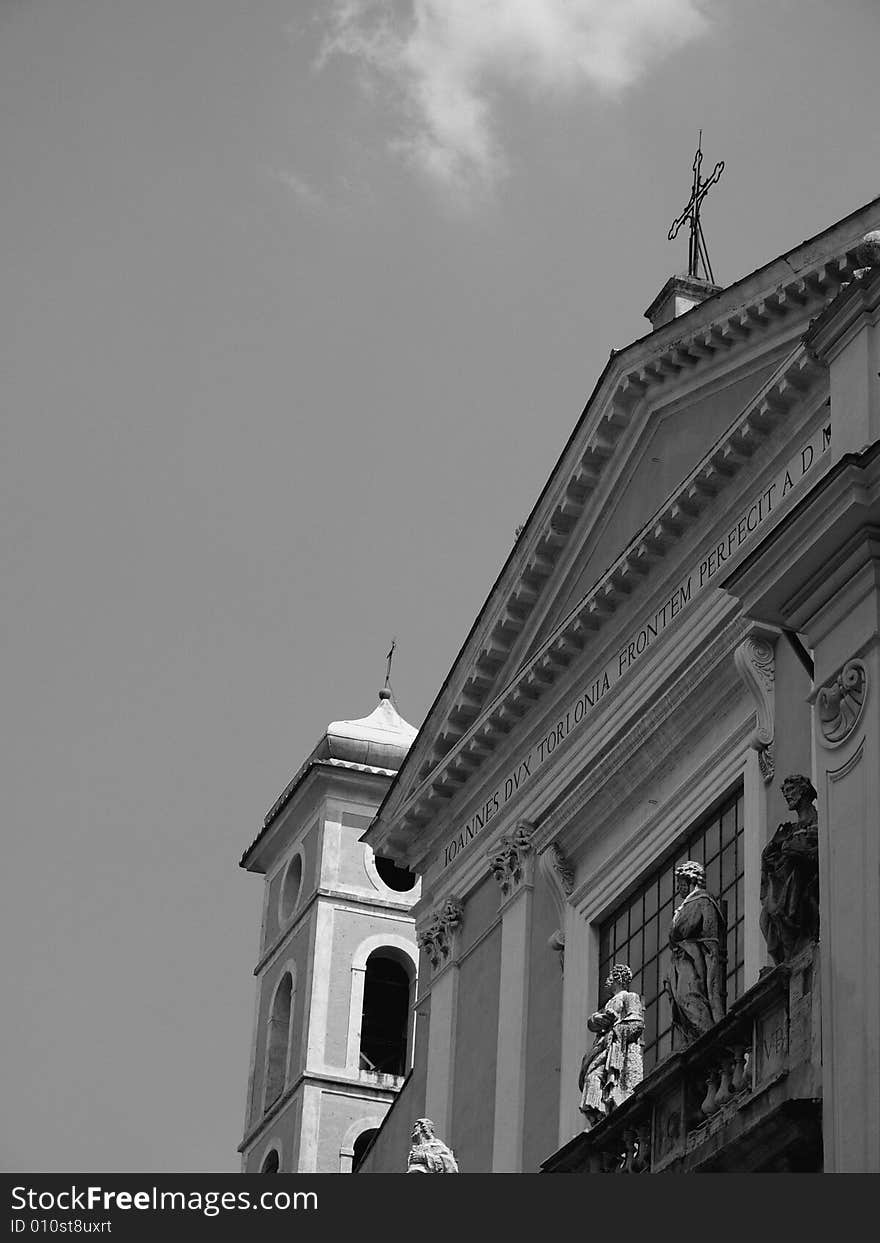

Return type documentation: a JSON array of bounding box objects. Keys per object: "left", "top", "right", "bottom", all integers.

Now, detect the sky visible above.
[{"left": 1, "top": 0, "right": 878, "bottom": 1174}]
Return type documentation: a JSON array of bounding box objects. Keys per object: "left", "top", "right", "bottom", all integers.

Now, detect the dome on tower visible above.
[{"left": 324, "top": 689, "right": 418, "bottom": 772}]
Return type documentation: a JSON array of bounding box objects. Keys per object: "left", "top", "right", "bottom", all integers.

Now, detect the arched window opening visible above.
[
  {"left": 351, "top": 1128, "right": 378, "bottom": 1172},
  {"left": 261, "top": 1149, "right": 280, "bottom": 1174},
  {"left": 374, "top": 855, "right": 417, "bottom": 892},
  {"left": 264, "top": 972, "right": 293, "bottom": 1110},
  {"left": 280, "top": 854, "right": 303, "bottom": 922},
  {"left": 359, "top": 951, "right": 411, "bottom": 1076}
]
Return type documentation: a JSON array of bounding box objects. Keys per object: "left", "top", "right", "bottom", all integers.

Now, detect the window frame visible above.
[{"left": 596, "top": 784, "right": 745, "bottom": 1072}]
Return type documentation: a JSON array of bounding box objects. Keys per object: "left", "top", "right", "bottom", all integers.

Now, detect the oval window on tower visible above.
[
  {"left": 374, "top": 854, "right": 417, "bottom": 893},
  {"left": 280, "top": 853, "right": 303, "bottom": 921}
]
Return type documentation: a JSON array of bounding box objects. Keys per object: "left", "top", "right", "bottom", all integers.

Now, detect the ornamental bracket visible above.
[{"left": 733, "top": 625, "right": 779, "bottom": 782}]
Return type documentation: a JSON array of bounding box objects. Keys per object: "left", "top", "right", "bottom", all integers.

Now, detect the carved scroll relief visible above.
[
  {"left": 733, "top": 631, "right": 777, "bottom": 782},
  {"left": 816, "top": 659, "right": 867, "bottom": 747}
]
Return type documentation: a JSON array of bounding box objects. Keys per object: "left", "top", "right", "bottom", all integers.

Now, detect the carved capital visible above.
[
  {"left": 733, "top": 630, "right": 777, "bottom": 781},
  {"left": 488, "top": 820, "right": 537, "bottom": 898},
  {"left": 416, "top": 897, "right": 464, "bottom": 970},
  {"left": 816, "top": 658, "right": 867, "bottom": 747}
]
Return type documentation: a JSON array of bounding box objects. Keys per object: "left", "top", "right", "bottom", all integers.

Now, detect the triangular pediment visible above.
[
  {"left": 510, "top": 356, "right": 784, "bottom": 672},
  {"left": 366, "top": 197, "right": 880, "bottom": 854}
]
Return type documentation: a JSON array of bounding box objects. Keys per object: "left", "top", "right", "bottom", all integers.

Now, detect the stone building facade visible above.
[
  {"left": 238, "top": 691, "right": 420, "bottom": 1172},
  {"left": 357, "top": 197, "right": 880, "bottom": 1173}
]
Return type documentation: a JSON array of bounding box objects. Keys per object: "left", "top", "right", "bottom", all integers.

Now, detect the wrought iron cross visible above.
[
  {"left": 667, "top": 131, "right": 724, "bottom": 283},
  {"left": 384, "top": 637, "right": 397, "bottom": 689}
]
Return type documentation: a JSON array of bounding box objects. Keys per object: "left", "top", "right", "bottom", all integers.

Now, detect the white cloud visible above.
[
  {"left": 274, "top": 168, "right": 325, "bottom": 211},
  {"left": 322, "top": 0, "right": 713, "bottom": 197}
]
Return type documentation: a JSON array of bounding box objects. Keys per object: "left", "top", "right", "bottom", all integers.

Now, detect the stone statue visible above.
[
  {"left": 666, "top": 861, "right": 727, "bottom": 1045},
  {"left": 406, "top": 1118, "right": 459, "bottom": 1173},
  {"left": 578, "top": 964, "right": 644, "bottom": 1130},
  {"left": 760, "top": 775, "right": 819, "bottom": 965}
]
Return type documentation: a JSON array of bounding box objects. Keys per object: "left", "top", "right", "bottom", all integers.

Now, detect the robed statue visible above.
[
  {"left": 578, "top": 963, "right": 644, "bottom": 1130},
  {"left": 666, "top": 860, "right": 726, "bottom": 1045},
  {"left": 406, "top": 1118, "right": 459, "bottom": 1173},
  {"left": 760, "top": 774, "right": 819, "bottom": 965}
]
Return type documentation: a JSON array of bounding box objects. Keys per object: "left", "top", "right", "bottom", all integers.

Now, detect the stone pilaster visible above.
[
  {"left": 489, "top": 822, "right": 536, "bottom": 1171},
  {"left": 734, "top": 625, "right": 780, "bottom": 979},
  {"left": 418, "top": 897, "right": 463, "bottom": 1138}
]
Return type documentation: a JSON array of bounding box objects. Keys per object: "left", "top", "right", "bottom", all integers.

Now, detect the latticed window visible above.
[{"left": 597, "top": 787, "right": 745, "bottom": 1074}]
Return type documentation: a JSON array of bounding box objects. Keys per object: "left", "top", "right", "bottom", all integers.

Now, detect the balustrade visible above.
[{"left": 542, "top": 944, "right": 820, "bottom": 1174}]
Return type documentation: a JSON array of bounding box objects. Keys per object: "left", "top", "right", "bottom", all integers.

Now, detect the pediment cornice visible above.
[{"left": 371, "top": 344, "right": 827, "bottom": 861}]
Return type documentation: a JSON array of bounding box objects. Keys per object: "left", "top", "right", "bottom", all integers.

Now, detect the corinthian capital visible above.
[
  {"left": 416, "top": 897, "right": 464, "bottom": 970},
  {"left": 488, "top": 821, "right": 537, "bottom": 898}
]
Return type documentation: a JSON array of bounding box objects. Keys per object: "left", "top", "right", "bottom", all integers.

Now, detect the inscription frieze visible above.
[{"left": 441, "top": 425, "right": 831, "bottom": 870}]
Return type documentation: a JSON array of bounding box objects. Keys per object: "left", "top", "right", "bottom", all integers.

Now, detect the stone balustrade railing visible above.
[{"left": 543, "top": 943, "right": 821, "bottom": 1173}]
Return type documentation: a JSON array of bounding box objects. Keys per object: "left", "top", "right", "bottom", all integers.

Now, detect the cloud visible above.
[
  {"left": 274, "top": 168, "right": 325, "bottom": 211},
  {"left": 322, "top": 1, "right": 713, "bottom": 197}
]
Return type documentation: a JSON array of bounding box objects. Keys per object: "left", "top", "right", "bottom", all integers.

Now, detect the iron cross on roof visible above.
[{"left": 667, "top": 131, "right": 725, "bottom": 284}]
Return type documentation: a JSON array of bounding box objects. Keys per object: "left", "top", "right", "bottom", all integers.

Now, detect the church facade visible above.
[{"left": 356, "top": 197, "right": 880, "bottom": 1173}]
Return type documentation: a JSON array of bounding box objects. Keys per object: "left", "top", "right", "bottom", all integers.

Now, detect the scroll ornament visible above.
[
  {"left": 733, "top": 633, "right": 776, "bottom": 782},
  {"left": 817, "top": 659, "right": 867, "bottom": 747},
  {"left": 539, "top": 842, "right": 575, "bottom": 970}
]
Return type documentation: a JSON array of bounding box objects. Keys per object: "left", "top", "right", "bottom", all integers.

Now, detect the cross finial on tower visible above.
[
  {"left": 667, "top": 131, "right": 724, "bottom": 284},
  {"left": 384, "top": 637, "right": 397, "bottom": 691}
]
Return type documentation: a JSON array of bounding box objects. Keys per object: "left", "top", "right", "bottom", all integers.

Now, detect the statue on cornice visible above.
[
  {"left": 578, "top": 964, "right": 644, "bottom": 1130},
  {"left": 406, "top": 1118, "right": 459, "bottom": 1173},
  {"left": 666, "top": 861, "right": 727, "bottom": 1045},
  {"left": 760, "top": 775, "right": 819, "bottom": 965}
]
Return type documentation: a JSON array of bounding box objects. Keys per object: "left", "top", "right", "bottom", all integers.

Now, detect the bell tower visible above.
[{"left": 238, "top": 689, "right": 420, "bottom": 1172}]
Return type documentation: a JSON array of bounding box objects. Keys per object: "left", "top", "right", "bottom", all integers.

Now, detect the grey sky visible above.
[{"left": 2, "top": 0, "right": 878, "bottom": 1172}]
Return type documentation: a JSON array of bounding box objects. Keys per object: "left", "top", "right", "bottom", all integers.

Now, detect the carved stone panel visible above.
[
  {"left": 653, "top": 1088, "right": 686, "bottom": 1169},
  {"left": 755, "top": 1001, "right": 788, "bottom": 1086}
]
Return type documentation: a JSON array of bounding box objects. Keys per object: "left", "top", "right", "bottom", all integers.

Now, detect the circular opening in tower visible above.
[
  {"left": 374, "top": 855, "right": 417, "bottom": 893},
  {"left": 280, "top": 854, "right": 303, "bottom": 921}
]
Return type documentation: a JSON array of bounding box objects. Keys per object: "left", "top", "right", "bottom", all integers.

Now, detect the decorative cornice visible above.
[
  {"left": 394, "top": 252, "right": 859, "bottom": 794},
  {"left": 733, "top": 627, "right": 778, "bottom": 782},
  {"left": 242, "top": 758, "right": 396, "bottom": 871},
  {"left": 488, "top": 820, "right": 537, "bottom": 898},
  {"left": 416, "top": 898, "right": 464, "bottom": 970},
  {"left": 816, "top": 658, "right": 867, "bottom": 747}
]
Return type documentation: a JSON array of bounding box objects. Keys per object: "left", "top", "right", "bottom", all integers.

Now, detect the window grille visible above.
[{"left": 597, "top": 787, "right": 744, "bottom": 1073}]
